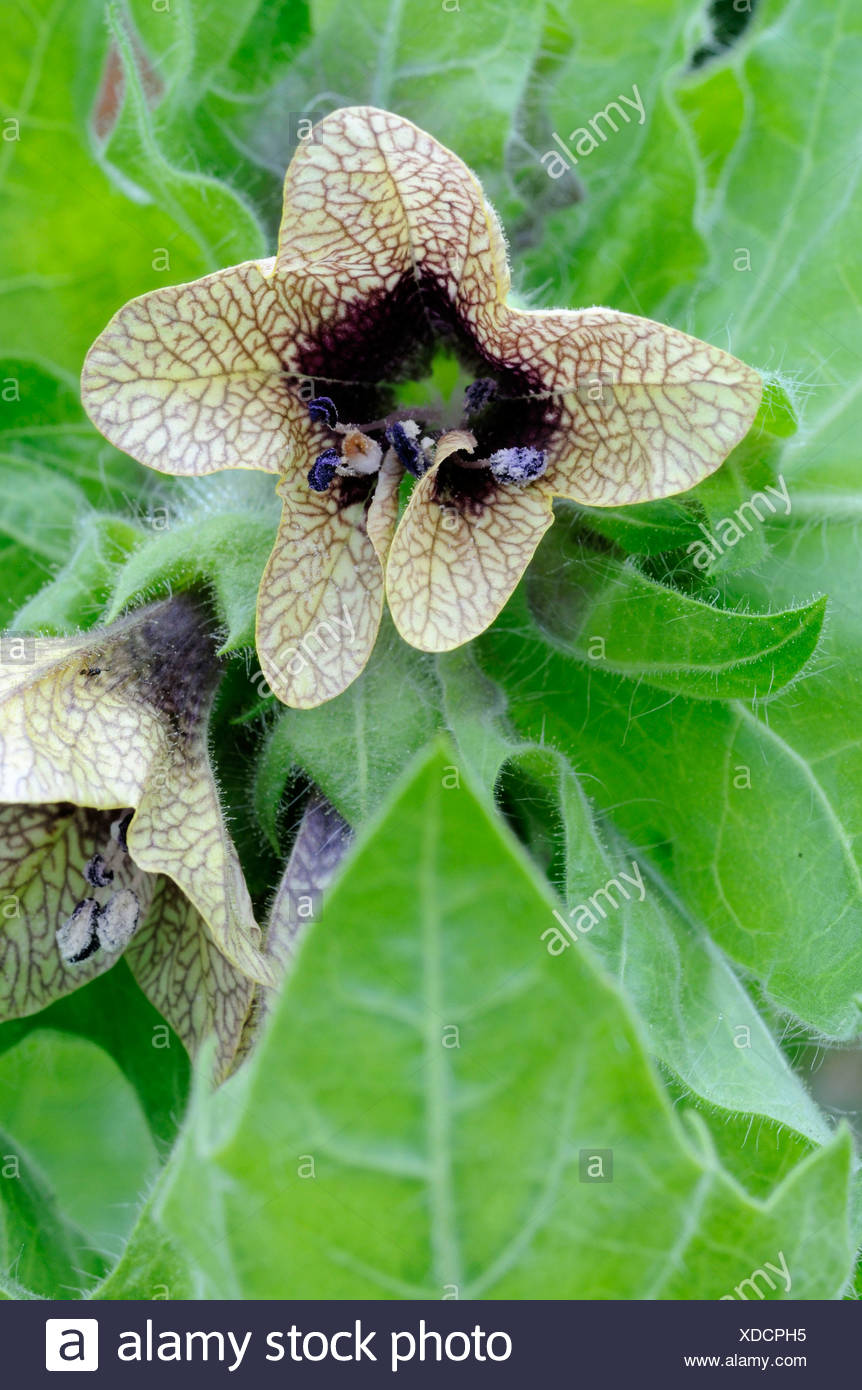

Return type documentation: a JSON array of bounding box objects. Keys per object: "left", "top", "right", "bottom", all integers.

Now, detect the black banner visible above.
[{"left": 8, "top": 1298, "right": 855, "bottom": 1385}]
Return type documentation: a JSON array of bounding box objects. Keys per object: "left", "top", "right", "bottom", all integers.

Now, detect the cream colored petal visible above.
[
  {"left": 385, "top": 467, "right": 554, "bottom": 652},
  {"left": 0, "top": 804, "right": 153, "bottom": 1019},
  {"left": 498, "top": 307, "right": 762, "bottom": 505},
  {"left": 82, "top": 258, "right": 300, "bottom": 476},
  {"left": 434, "top": 429, "right": 477, "bottom": 466},
  {"left": 275, "top": 107, "right": 510, "bottom": 363},
  {"left": 128, "top": 739, "right": 274, "bottom": 988},
  {"left": 0, "top": 632, "right": 167, "bottom": 809},
  {"left": 366, "top": 449, "right": 404, "bottom": 566},
  {"left": 256, "top": 473, "right": 383, "bottom": 708},
  {"left": 126, "top": 877, "right": 255, "bottom": 1084}
]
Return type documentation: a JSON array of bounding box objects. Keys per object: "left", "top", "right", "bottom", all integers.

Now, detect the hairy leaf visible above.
[
  {"left": 527, "top": 525, "right": 825, "bottom": 700},
  {"left": 478, "top": 598, "right": 862, "bottom": 1039},
  {"left": 0, "top": 1031, "right": 159, "bottom": 1297},
  {"left": 154, "top": 746, "right": 854, "bottom": 1298}
]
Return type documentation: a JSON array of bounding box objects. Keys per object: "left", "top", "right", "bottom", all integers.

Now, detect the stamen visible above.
[
  {"left": 85, "top": 853, "right": 114, "bottom": 888},
  {"left": 57, "top": 898, "right": 101, "bottom": 964},
  {"left": 307, "top": 396, "right": 339, "bottom": 429},
  {"left": 489, "top": 446, "right": 548, "bottom": 485},
  {"left": 97, "top": 889, "right": 141, "bottom": 953},
  {"left": 308, "top": 449, "right": 341, "bottom": 491},
  {"left": 464, "top": 378, "right": 497, "bottom": 414},
  {"left": 386, "top": 420, "right": 427, "bottom": 477}
]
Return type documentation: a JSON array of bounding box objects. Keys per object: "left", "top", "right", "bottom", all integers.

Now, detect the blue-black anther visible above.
[
  {"left": 385, "top": 422, "right": 427, "bottom": 478},
  {"left": 307, "top": 396, "right": 339, "bottom": 429},
  {"left": 308, "top": 449, "right": 340, "bottom": 491},
  {"left": 488, "top": 446, "right": 547, "bottom": 485},
  {"left": 464, "top": 378, "right": 498, "bottom": 414}
]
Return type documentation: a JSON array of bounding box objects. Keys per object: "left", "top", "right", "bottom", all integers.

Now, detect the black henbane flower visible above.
[
  {"left": 81, "top": 107, "right": 761, "bottom": 709},
  {"left": 0, "top": 596, "right": 273, "bottom": 1080}
]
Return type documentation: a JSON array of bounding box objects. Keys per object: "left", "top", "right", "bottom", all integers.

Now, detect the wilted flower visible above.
[
  {"left": 0, "top": 596, "right": 274, "bottom": 1081},
  {"left": 81, "top": 106, "right": 762, "bottom": 709}
]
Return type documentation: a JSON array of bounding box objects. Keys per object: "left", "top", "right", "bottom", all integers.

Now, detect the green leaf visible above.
[
  {"left": 13, "top": 516, "right": 143, "bottom": 634},
  {"left": 0, "top": 357, "right": 147, "bottom": 509},
  {"left": 105, "top": 491, "right": 279, "bottom": 650},
  {"left": 271, "top": 0, "right": 544, "bottom": 225},
  {"left": 573, "top": 496, "right": 701, "bottom": 557},
  {"left": 478, "top": 601, "right": 862, "bottom": 1040},
  {"left": 154, "top": 745, "right": 854, "bottom": 1298},
  {"left": 0, "top": 1031, "right": 160, "bottom": 1296},
  {"left": 685, "top": 428, "right": 786, "bottom": 575},
  {"left": 677, "top": 0, "right": 862, "bottom": 486},
  {"left": 113, "top": 0, "right": 312, "bottom": 229},
  {"left": 437, "top": 648, "right": 515, "bottom": 792},
  {"left": 0, "top": 960, "right": 191, "bottom": 1153},
  {"left": 0, "top": 1122, "right": 100, "bottom": 1297},
  {"left": 0, "top": 540, "right": 54, "bottom": 629},
  {"left": 517, "top": 0, "right": 705, "bottom": 318},
  {"left": 0, "top": 2, "right": 272, "bottom": 377},
  {"left": 756, "top": 376, "right": 799, "bottom": 440},
  {"left": 679, "top": 1104, "right": 817, "bottom": 1203},
  {"left": 718, "top": 515, "right": 862, "bottom": 1027},
  {"left": 527, "top": 527, "right": 825, "bottom": 701},
  {"left": 437, "top": 655, "right": 835, "bottom": 1178},
  {"left": 100, "top": 4, "right": 268, "bottom": 271},
  {"left": 0, "top": 1272, "right": 35, "bottom": 1300},
  {"left": 501, "top": 749, "right": 832, "bottom": 1146},
  {"left": 126, "top": 0, "right": 309, "bottom": 105},
  {"left": 0, "top": 456, "right": 87, "bottom": 564},
  {"left": 255, "top": 619, "right": 441, "bottom": 834},
  {"left": 93, "top": 1190, "right": 195, "bottom": 1300}
]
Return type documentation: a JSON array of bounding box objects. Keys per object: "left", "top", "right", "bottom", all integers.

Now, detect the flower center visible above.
[{"left": 305, "top": 375, "right": 548, "bottom": 496}]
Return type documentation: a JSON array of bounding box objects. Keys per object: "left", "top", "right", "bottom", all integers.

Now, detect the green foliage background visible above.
[{"left": 1, "top": 0, "right": 861, "bottom": 1299}]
